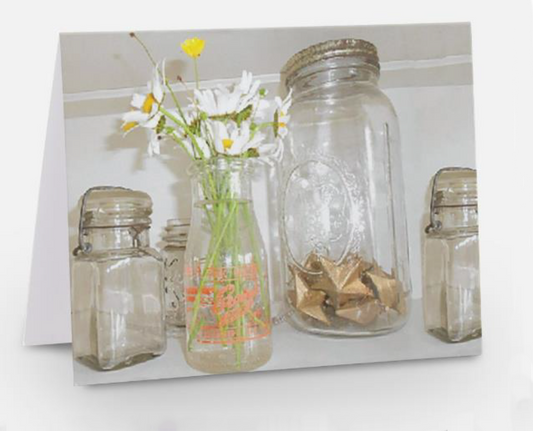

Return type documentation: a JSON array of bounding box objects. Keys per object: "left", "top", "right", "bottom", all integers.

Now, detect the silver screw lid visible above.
[{"left": 281, "top": 39, "right": 380, "bottom": 88}]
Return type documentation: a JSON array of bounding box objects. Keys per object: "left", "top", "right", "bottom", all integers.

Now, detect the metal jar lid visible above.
[
  {"left": 432, "top": 168, "right": 478, "bottom": 208},
  {"left": 281, "top": 39, "right": 380, "bottom": 88},
  {"left": 163, "top": 218, "right": 190, "bottom": 243},
  {"left": 82, "top": 187, "right": 153, "bottom": 228},
  {"left": 73, "top": 186, "right": 154, "bottom": 255},
  {"left": 425, "top": 167, "right": 477, "bottom": 234}
]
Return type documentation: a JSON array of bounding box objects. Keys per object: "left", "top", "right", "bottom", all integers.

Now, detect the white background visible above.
[{"left": 1, "top": 0, "right": 533, "bottom": 430}]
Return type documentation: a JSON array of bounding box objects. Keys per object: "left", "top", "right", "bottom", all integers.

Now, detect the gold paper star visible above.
[
  {"left": 335, "top": 298, "right": 380, "bottom": 326},
  {"left": 396, "top": 289, "right": 407, "bottom": 315},
  {"left": 363, "top": 263, "right": 398, "bottom": 309},
  {"left": 289, "top": 269, "right": 330, "bottom": 325},
  {"left": 319, "top": 254, "right": 374, "bottom": 298}
]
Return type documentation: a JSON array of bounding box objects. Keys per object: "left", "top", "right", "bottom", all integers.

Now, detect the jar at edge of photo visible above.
[
  {"left": 161, "top": 219, "right": 189, "bottom": 330},
  {"left": 71, "top": 187, "right": 166, "bottom": 371},
  {"left": 280, "top": 39, "right": 412, "bottom": 336},
  {"left": 423, "top": 168, "right": 481, "bottom": 343}
]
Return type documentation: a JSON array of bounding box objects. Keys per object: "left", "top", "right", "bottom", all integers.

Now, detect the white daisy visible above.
[
  {"left": 122, "top": 60, "right": 166, "bottom": 134},
  {"left": 211, "top": 121, "right": 264, "bottom": 156},
  {"left": 274, "top": 89, "right": 292, "bottom": 138},
  {"left": 193, "top": 70, "right": 264, "bottom": 118}
]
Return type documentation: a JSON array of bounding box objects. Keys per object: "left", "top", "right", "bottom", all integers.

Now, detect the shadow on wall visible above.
[
  {"left": 105, "top": 117, "right": 192, "bottom": 213},
  {"left": 66, "top": 118, "right": 192, "bottom": 254},
  {"left": 419, "top": 178, "right": 432, "bottom": 294}
]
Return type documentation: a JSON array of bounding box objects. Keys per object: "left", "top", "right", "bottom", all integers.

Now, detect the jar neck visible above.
[
  {"left": 430, "top": 206, "right": 478, "bottom": 235},
  {"left": 83, "top": 226, "right": 151, "bottom": 252},
  {"left": 287, "top": 57, "right": 380, "bottom": 100},
  {"left": 164, "top": 236, "right": 188, "bottom": 248},
  {"left": 189, "top": 157, "right": 253, "bottom": 204}
]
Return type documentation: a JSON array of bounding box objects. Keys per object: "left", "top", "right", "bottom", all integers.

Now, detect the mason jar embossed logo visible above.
[{"left": 282, "top": 159, "right": 355, "bottom": 269}]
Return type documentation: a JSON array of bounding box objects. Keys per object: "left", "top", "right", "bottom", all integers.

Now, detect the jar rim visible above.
[
  {"left": 82, "top": 188, "right": 153, "bottom": 228},
  {"left": 163, "top": 218, "right": 190, "bottom": 241},
  {"left": 432, "top": 168, "right": 478, "bottom": 209},
  {"left": 187, "top": 156, "right": 255, "bottom": 176},
  {"left": 281, "top": 39, "right": 380, "bottom": 87}
]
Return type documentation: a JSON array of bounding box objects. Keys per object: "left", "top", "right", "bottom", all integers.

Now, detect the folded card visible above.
[{"left": 25, "top": 23, "right": 481, "bottom": 385}]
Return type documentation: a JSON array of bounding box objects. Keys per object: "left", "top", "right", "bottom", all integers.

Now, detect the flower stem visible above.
[
  {"left": 187, "top": 200, "right": 239, "bottom": 351},
  {"left": 160, "top": 106, "right": 205, "bottom": 158},
  {"left": 193, "top": 58, "right": 200, "bottom": 90}
]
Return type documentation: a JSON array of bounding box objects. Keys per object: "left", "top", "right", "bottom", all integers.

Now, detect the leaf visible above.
[
  {"left": 273, "top": 110, "right": 279, "bottom": 138},
  {"left": 246, "top": 148, "right": 259, "bottom": 158},
  {"left": 236, "top": 105, "right": 253, "bottom": 126},
  {"left": 156, "top": 116, "right": 166, "bottom": 134}
]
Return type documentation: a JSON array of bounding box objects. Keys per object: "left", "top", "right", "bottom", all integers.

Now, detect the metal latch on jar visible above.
[
  {"left": 72, "top": 186, "right": 148, "bottom": 256},
  {"left": 425, "top": 167, "right": 475, "bottom": 234}
]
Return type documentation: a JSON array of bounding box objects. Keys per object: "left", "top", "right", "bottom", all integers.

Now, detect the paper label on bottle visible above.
[{"left": 185, "top": 263, "right": 271, "bottom": 345}]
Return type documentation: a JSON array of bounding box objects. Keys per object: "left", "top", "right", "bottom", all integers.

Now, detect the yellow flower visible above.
[{"left": 181, "top": 37, "right": 205, "bottom": 58}]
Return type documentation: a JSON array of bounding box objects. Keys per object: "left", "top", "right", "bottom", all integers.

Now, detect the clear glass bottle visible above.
[
  {"left": 184, "top": 158, "right": 272, "bottom": 374},
  {"left": 71, "top": 187, "right": 166, "bottom": 371},
  {"left": 280, "top": 39, "right": 411, "bottom": 336},
  {"left": 162, "top": 219, "right": 189, "bottom": 331},
  {"left": 423, "top": 168, "right": 481, "bottom": 343}
]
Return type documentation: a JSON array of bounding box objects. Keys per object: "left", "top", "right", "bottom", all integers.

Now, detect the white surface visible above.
[
  {"left": 74, "top": 300, "right": 481, "bottom": 385},
  {"left": 2, "top": 0, "right": 533, "bottom": 430},
  {"left": 23, "top": 47, "right": 72, "bottom": 346}
]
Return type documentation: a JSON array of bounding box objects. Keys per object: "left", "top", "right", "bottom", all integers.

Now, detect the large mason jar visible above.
[
  {"left": 71, "top": 187, "right": 166, "bottom": 371},
  {"left": 280, "top": 39, "right": 411, "bottom": 336},
  {"left": 184, "top": 158, "right": 272, "bottom": 374},
  {"left": 423, "top": 167, "right": 481, "bottom": 343}
]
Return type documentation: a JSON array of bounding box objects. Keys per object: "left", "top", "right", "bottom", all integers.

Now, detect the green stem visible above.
[
  {"left": 187, "top": 200, "right": 239, "bottom": 351},
  {"left": 193, "top": 58, "right": 200, "bottom": 90},
  {"left": 160, "top": 106, "right": 205, "bottom": 158},
  {"left": 165, "top": 82, "right": 188, "bottom": 124}
]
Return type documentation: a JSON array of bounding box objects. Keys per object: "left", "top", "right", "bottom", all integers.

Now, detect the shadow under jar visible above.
[
  {"left": 71, "top": 187, "right": 166, "bottom": 371},
  {"left": 280, "top": 39, "right": 412, "bottom": 337},
  {"left": 423, "top": 168, "right": 481, "bottom": 343}
]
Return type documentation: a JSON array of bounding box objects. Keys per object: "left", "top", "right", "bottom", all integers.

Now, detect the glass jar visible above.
[
  {"left": 71, "top": 187, "right": 166, "bottom": 371},
  {"left": 184, "top": 158, "right": 272, "bottom": 374},
  {"left": 423, "top": 168, "right": 481, "bottom": 343},
  {"left": 280, "top": 39, "right": 411, "bottom": 336},
  {"left": 162, "top": 219, "right": 189, "bottom": 330}
]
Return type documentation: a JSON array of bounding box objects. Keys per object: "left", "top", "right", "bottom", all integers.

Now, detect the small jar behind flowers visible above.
[
  {"left": 423, "top": 167, "right": 481, "bottom": 343},
  {"left": 161, "top": 219, "right": 189, "bottom": 331},
  {"left": 71, "top": 187, "right": 166, "bottom": 371},
  {"left": 122, "top": 35, "right": 291, "bottom": 373}
]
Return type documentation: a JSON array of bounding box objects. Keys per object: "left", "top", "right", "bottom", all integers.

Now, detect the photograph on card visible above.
[{"left": 60, "top": 23, "right": 481, "bottom": 385}]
